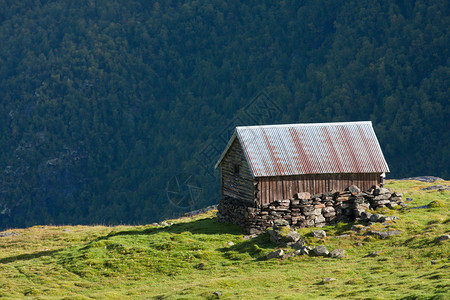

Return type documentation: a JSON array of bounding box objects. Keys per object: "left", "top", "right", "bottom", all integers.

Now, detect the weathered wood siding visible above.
[
  {"left": 256, "top": 173, "right": 382, "bottom": 205},
  {"left": 220, "top": 139, "right": 254, "bottom": 203}
]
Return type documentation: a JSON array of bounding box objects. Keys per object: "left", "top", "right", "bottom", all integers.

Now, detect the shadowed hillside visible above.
[{"left": 0, "top": 0, "right": 448, "bottom": 229}]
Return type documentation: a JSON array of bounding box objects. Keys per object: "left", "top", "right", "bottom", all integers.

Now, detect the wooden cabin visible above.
[{"left": 215, "top": 121, "right": 390, "bottom": 206}]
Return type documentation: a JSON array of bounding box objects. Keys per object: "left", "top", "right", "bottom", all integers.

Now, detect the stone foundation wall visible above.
[{"left": 217, "top": 185, "right": 404, "bottom": 234}]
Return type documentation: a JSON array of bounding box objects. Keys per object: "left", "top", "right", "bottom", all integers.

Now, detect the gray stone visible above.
[
  {"left": 351, "top": 224, "right": 366, "bottom": 232},
  {"left": 311, "top": 230, "right": 327, "bottom": 239},
  {"left": 159, "top": 221, "right": 169, "bottom": 226},
  {"left": 370, "top": 230, "right": 402, "bottom": 239},
  {"left": 322, "top": 206, "right": 335, "bottom": 214},
  {"left": 296, "top": 192, "right": 311, "bottom": 200},
  {"left": 332, "top": 234, "right": 350, "bottom": 239},
  {"left": 322, "top": 277, "right": 336, "bottom": 283},
  {"left": 312, "top": 245, "right": 329, "bottom": 256},
  {"left": 367, "top": 251, "right": 382, "bottom": 257},
  {"left": 369, "top": 214, "right": 384, "bottom": 222},
  {"left": 291, "top": 239, "right": 306, "bottom": 250},
  {"left": 266, "top": 249, "right": 284, "bottom": 259},
  {"left": 329, "top": 249, "right": 345, "bottom": 258},
  {"left": 379, "top": 216, "right": 399, "bottom": 222},
  {"left": 421, "top": 185, "right": 450, "bottom": 191},
  {"left": 227, "top": 241, "right": 235, "bottom": 246},
  {"left": 374, "top": 194, "right": 390, "bottom": 201},
  {"left": 283, "top": 252, "right": 297, "bottom": 258},
  {"left": 315, "top": 215, "right": 326, "bottom": 224},
  {"left": 0, "top": 232, "right": 19, "bottom": 237},
  {"left": 243, "top": 234, "right": 258, "bottom": 240},
  {"left": 293, "top": 249, "right": 302, "bottom": 256},
  {"left": 374, "top": 187, "right": 391, "bottom": 196},
  {"left": 431, "top": 260, "right": 441, "bottom": 265},
  {"left": 273, "top": 219, "right": 289, "bottom": 228},
  {"left": 300, "top": 247, "right": 309, "bottom": 255},
  {"left": 213, "top": 291, "right": 222, "bottom": 298},
  {"left": 347, "top": 185, "right": 361, "bottom": 194},
  {"left": 434, "top": 235, "right": 450, "bottom": 242},
  {"left": 285, "top": 231, "right": 301, "bottom": 243}
]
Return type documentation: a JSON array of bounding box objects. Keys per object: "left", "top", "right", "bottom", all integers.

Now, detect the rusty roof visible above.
[{"left": 215, "top": 121, "right": 389, "bottom": 177}]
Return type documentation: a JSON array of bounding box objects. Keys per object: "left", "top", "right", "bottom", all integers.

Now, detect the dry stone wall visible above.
[{"left": 217, "top": 185, "right": 404, "bottom": 234}]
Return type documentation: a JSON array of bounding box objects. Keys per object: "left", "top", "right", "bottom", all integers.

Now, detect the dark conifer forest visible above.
[{"left": 0, "top": 0, "right": 448, "bottom": 229}]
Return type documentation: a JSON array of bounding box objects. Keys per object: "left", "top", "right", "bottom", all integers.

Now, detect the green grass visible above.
[{"left": 0, "top": 180, "right": 449, "bottom": 299}]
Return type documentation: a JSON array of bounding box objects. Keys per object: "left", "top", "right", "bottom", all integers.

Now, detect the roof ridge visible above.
[{"left": 236, "top": 121, "right": 372, "bottom": 130}]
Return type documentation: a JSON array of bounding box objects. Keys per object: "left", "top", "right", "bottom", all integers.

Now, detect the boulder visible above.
[
  {"left": 347, "top": 185, "right": 361, "bottom": 194},
  {"left": 273, "top": 219, "right": 289, "bottom": 229},
  {"left": 266, "top": 249, "right": 284, "bottom": 259},
  {"left": 296, "top": 192, "right": 311, "bottom": 200},
  {"left": 312, "top": 245, "right": 329, "bottom": 256},
  {"left": 370, "top": 230, "right": 402, "bottom": 239},
  {"left": 311, "top": 230, "right": 327, "bottom": 239},
  {"left": 291, "top": 239, "right": 306, "bottom": 250},
  {"left": 284, "top": 231, "right": 301, "bottom": 243},
  {"left": 329, "top": 249, "right": 345, "bottom": 259},
  {"left": 369, "top": 214, "right": 384, "bottom": 222}
]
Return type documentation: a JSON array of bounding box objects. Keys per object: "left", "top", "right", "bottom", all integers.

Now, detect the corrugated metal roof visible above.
[{"left": 215, "top": 121, "right": 390, "bottom": 177}]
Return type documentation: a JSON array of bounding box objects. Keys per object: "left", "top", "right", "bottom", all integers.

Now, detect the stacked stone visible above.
[
  {"left": 218, "top": 185, "right": 405, "bottom": 234},
  {"left": 217, "top": 196, "right": 252, "bottom": 228},
  {"left": 367, "top": 186, "right": 404, "bottom": 209}
]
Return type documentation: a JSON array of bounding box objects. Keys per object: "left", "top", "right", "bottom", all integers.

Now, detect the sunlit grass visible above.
[{"left": 0, "top": 180, "right": 448, "bottom": 299}]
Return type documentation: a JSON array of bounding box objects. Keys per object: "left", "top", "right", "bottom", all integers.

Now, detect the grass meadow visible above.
[{"left": 0, "top": 180, "right": 449, "bottom": 299}]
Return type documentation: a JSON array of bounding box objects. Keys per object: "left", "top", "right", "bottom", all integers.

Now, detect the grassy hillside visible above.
[{"left": 0, "top": 179, "right": 449, "bottom": 299}]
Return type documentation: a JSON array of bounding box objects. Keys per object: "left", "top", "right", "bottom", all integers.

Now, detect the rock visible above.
[
  {"left": 159, "top": 221, "right": 169, "bottom": 226},
  {"left": 296, "top": 192, "right": 311, "bottom": 200},
  {"left": 312, "top": 245, "right": 329, "bottom": 256},
  {"left": 332, "top": 234, "right": 350, "bottom": 239},
  {"left": 329, "top": 249, "right": 345, "bottom": 259},
  {"left": 431, "top": 260, "right": 441, "bottom": 265},
  {"left": 227, "top": 241, "right": 235, "bottom": 246},
  {"left": 351, "top": 224, "right": 366, "bottom": 232},
  {"left": 434, "top": 235, "right": 450, "bottom": 242},
  {"left": 266, "top": 249, "right": 284, "bottom": 259},
  {"left": 300, "top": 247, "right": 310, "bottom": 255},
  {"left": 398, "top": 176, "right": 443, "bottom": 183},
  {"left": 196, "top": 263, "right": 206, "bottom": 270},
  {"left": 0, "top": 232, "right": 19, "bottom": 237},
  {"left": 291, "top": 239, "right": 306, "bottom": 250},
  {"left": 273, "top": 219, "right": 289, "bottom": 228},
  {"left": 369, "top": 214, "right": 384, "bottom": 222},
  {"left": 284, "top": 231, "right": 301, "bottom": 243},
  {"left": 347, "top": 185, "right": 361, "bottom": 194},
  {"left": 311, "top": 230, "right": 326, "bottom": 239},
  {"left": 243, "top": 234, "right": 258, "bottom": 240},
  {"left": 367, "top": 251, "right": 382, "bottom": 257},
  {"left": 379, "top": 216, "right": 399, "bottom": 223},
  {"left": 283, "top": 252, "right": 297, "bottom": 258},
  {"left": 248, "top": 228, "right": 262, "bottom": 235},
  {"left": 374, "top": 187, "right": 391, "bottom": 196},
  {"left": 370, "top": 230, "right": 402, "bottom": 239},
  {"left": 315, "top": 215, "right": 326, "bottom": 223},
  {"left": 293, "top": 249, "right": 302, "bottom": 256},
  {"left": 322, "top": 277, "right": 336, "bottom": 283},
  {"left": 213, "top": 291, "right": 222, "bottom": 298}
]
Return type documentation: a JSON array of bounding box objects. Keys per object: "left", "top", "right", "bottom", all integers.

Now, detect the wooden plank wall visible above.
[
  {"left": 257, "top": 173, "right": 381, "bottom": 205},
  {"left": 220, "top": 139, "right": 254, "bottom": 203}
]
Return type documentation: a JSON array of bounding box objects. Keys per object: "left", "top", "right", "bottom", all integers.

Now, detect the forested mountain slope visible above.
[{"left": 0, "top": 0, "right": 448, "bottom": 229}]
